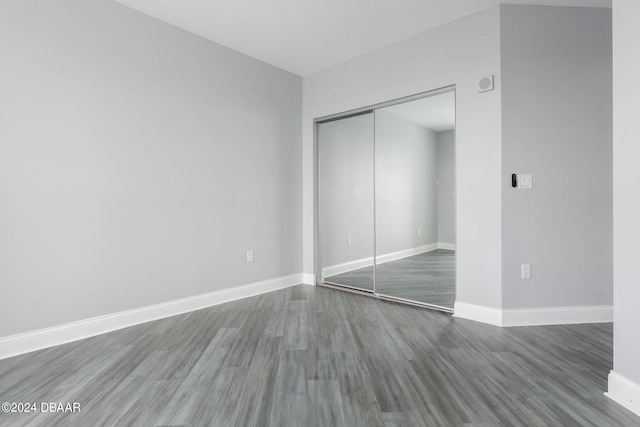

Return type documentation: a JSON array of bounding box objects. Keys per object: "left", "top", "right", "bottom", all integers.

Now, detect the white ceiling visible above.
[
  {"left": 113, "top": 0, "right": 611, "bottom": 76},
  {"left": 383, "top": 91, "right": 456, "bottom": 132}
]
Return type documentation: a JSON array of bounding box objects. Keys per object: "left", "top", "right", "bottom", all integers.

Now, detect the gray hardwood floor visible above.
[
  {"left": 326, "top": 249, "right": 456, "bottom": 308},
  {"left": 0, "top": 285, "right": 638, "bottom": 426}
]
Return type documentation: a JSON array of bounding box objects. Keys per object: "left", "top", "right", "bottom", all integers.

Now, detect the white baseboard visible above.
[
  {"left": 606, "top": 371, "right": 640, "bottom": 417},
  {"left": 321, "top": 256, "right": 374, "bottom": 279},
  {"left": 322, "top": 244, "right": 437, "bottom": 279},
  {"left": 376, "top": 244, "right": 438, "bottom": 264},
  {"left": 302, "top": 273, "right": 316, "bottom": 285},
  {"left": 453, "top": 302, "right": 503, "bottom": 326},
  {"left": 0, "top": 273, "right": 305, "bottom": 360},
  {"left": 502, "top": 305, "right": 613, "bottom": 326},
  {"left": 438, "top": 242, "right": 456, "bottom": 250},
  {"left": 454, "top": 303, "right": 613, "bottom": 327}
]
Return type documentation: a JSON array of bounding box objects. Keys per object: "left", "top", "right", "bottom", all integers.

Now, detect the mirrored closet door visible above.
[
  {"left": 317, "top": 88, "right": 456, "bottom": 312},
  {"left": 318, "top": 112, "right": 375, "bottom": 292},
  {"left": 374, "top": 93, "right": 456, "bottom": 309}
]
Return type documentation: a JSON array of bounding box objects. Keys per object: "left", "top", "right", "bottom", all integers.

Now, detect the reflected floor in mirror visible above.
[{"left": 325, "top": 249, "right": 455, "bottom": 308}]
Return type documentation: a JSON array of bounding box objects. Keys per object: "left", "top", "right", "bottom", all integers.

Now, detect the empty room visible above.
[{"left": 1, "top": 0, "right": 640, "bottom": 425}]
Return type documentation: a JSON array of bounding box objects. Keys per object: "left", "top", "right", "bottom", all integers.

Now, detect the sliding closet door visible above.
[
  {"left": 317, "top": 113, "right": 375, "bottom": 292},
  {"left": 374, "top": 91, "right": 456, "bottom": 309}
]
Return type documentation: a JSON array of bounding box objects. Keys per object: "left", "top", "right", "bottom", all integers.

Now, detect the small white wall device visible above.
[{"left": 478, "top": 74, "right": 494, "bottom": 93}]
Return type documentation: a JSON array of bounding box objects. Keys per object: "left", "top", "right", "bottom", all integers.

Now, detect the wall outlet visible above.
[
  {"left": 521, "top": 264, "right": 531, "bottom": 279},
  {"left": 246, "top": 250, "right": 254, "bottom": 263},
  {"left": 416, "top": 229, "right": 421, "bottom": 236},
  {"left": 347, "top": 237, "right": 352, "bottom": 247}
]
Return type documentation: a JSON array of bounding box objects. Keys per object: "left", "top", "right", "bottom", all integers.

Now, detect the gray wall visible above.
[
  {"left": 304, "top": 7, "right": 503, "bottom": 308},
  {"left": 437, "top": 130, "right": 456, "bottom": 245},
  {"left": 375, "top": 110, "right": 439, "bottom": 256},
  {"left": 0, "top": 0, "right": 302, "bottom": 337},
  {"left": 500, "top": 5, "right": 613, "bottom": 309},
  {"left": 612, "top": 0, "right": 640, "bottom": 385}
]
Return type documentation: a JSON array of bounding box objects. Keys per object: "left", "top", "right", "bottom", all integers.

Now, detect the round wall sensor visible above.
[{"left": 478, "top": 74, "right": 494, "bottom": 93}]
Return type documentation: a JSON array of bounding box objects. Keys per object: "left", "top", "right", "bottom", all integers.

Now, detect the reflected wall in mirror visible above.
[
  {"left": 317, "top": 113, "right": 375, "bottom": 292},
  {"left": 316, "top": 89, "right": 456, "bottom": 311},
  {"left": 375, "top": 92, "right": 456, "bottom": 309}
]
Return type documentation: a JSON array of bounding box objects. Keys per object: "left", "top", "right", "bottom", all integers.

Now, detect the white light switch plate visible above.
[{"left": 518, "top": 174, "right": 532, "bottom": 189}]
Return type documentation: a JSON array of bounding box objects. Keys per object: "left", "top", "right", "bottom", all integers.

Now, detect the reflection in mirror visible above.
[
  {"left": 317, "top": 113, "right": 375, "bottom": 292},
  {"left": 375, "top": 91, "right": 456, "bottom": 309}
]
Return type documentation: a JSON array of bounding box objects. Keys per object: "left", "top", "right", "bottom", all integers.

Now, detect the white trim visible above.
[
  {"left": 606, "top": 371, "right": 640, "bottom": 417},
  {"left": 321, "top": 244, "right": 437, "bottom": 279},
  {"left": 302, "top": 273, "right": 316, "bottom": 285},
  {"left": 502, "top": 305, "right": 613, "bottom": 327},
  {"left": 453, "top": 303, "right": 613, "bottom": 327},
  {"left": 453, "top": 302, "right": 503, "bottom": 326},
  {"left": 0, "top": 274, "right": 304, "bottom": 360},
  {"left": 437, "top": 242, "right": 456, "bottom": 250},
  {"left": 376, "top": 244, "right": 438, "bottom": 264},
  {"left": 321, "top": 256, "right": 375, "bottom": 279}
]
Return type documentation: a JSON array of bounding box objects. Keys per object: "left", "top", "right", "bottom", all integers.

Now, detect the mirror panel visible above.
[
  {"left": 318, "top": 113, "right": 375, "bottom": 292},
  {"left": 374, "top": 91, "right": 456, "bottom": 309}
]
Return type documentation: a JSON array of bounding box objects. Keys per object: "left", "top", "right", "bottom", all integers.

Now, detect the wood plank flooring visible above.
[
  {"left": 326, "top": 249, "right": 456, "bottom": 308},
  {"left": 0, "top": 285, "right": 638, "bottom": 426}
]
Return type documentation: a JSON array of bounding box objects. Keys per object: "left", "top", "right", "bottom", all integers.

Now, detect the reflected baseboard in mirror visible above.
[{"left": 324, "top": 249, "right": 455, "bottom": 311}]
